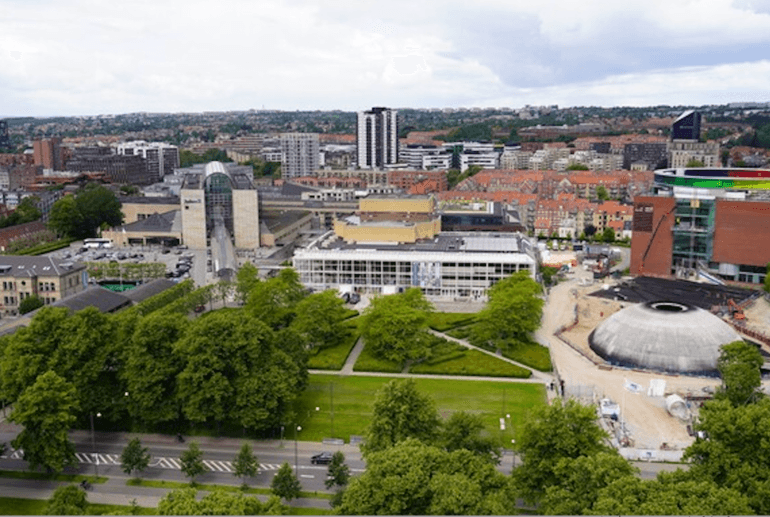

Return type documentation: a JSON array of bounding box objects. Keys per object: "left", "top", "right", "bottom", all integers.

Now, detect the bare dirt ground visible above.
[{"left": 540, "top": 268, "right": 724, "bottom": 454}]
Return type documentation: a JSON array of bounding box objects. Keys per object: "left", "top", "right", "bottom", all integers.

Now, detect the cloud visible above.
[{"left": 0, "top": 0, "right": 769, "bottom": 116}]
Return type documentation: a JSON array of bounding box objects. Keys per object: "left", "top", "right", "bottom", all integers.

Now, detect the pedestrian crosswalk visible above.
[{"left": 4, "top": 449, "right": 282, "bottom": 473}]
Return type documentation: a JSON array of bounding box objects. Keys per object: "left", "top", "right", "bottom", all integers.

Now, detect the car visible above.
[{"left": 311, "top": 451, "right": 333, "bottom": 465}]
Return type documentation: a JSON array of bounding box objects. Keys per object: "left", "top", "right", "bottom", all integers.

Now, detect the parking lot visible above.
[{"left": 51, "top": 242, "right": 211, "bottom": 288}]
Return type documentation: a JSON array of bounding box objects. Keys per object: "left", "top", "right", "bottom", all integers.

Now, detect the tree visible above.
[
  {"left": 601, "top": 226, "right": 616, "bottom": 243},
  {"left": 18, "top": 295, "right": 44, "bottom": 315},
  {"left": 232, "top": 443, "right": 259, "bottom": 486},
  {"left": 439, "top": 411, "right": 500, "bottom": 464},
  {"left": 360, "top": 288, "right": 434, "bottom": 364},
  {"left": 512, "top": 398, "right": 612, "bottom": 504},
  {"left": 595, "top": 184, "right": 610, "bottom": 200},
  {"left": 122, "top": 312, "right": 186, "bottom": 426},
  {"left": 175, "top": 310, "right": 306, "bottom": 432},
  {"left": 716, "top": 340, "right": 764, "bottom": 406},
  {"left": 592, "top": 472, "right": 753, "bottom": 515},
  {"left": 566, "top": 163, "right": 589, "bottom": 171},
  {"left": 765, "top": 262, "right": 770, "bottom": 293},
  {"left": 10, "top": 371, "right": 79, "bottom": 474},
  {"left": 180, "top": 442, "right": 206, "bottom": 483},
  {"left": 247, "top": 268, "right": 306, "bottom": 329},
  {"left": 540, "top": 452, "right": 637, "bottom": 514},
  {"left": 158, "top": 487, "right": 285, "bottom": 515},
  {"left": 120, "top": 438, "right": 151, "bottom": 478},
  {"left": 325, "top": 451, "right": 350, "bottom": 490},
  {"left": 290, "top": 290, "right": 350, "bottom": 350},
  {"left": 684, "top": 397, "right": 770, "bottom": 513},
  {"left": 336, "top": 439, "right": 514, "bottom": 515},
  {"left": 584, "top": 223, "right": 597, "bottom": 239},
  {"left": 47, "top": 195, "right": 83, "bottom": 239},
  {"left": 45, "top": 484, "right": 88, "bottom": 515},
  {"left": 364, "top": 379, "right": 441, "bottom": 455},
  {"left": 271, "top": 462, "right": 302, "bottom": 501},
  {"left": 234, "top": 262, "right": 260, "bottom": 305},
  {"left": 48, "top": 184, "right": 123, "bottom": 239},
  {"left": 686, "top": 158, "right": 706, "bottom": 167},
  {"left": 472, "top": 271, "right": 543, "bottom": 347}
]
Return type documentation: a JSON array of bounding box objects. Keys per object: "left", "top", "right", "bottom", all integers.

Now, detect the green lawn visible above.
[
  {"left": 126, "top": 479, "right": 331, "bottom": 500},
  {"left": 425, "top": 312, "right": 478, "bottom": 331},
  {"left": 0, "top": 470, "right": 106, "bottom": 484},
  {"left": 447, "top": 326, "right": 553, "bottom": 372},
  {"left": 409, "top": 341, "right": 531, "bottom": 378},
  {"left": 0, "top": 497, "right": 155, "bottom": 516},
  {"left": 291, "top": 375, "right": 546, "bottom": 445},
  {"left": 352, "top": 344, "right": 402, "bottom": 373},
  {"left": 308, "top": 330, "right": 359, "bottom": 370}
]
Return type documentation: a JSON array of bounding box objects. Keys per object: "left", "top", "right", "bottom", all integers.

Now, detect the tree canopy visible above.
[
  {"left": 512, "top": 398, "right": 612, "bottom": 504},
  {"left": 715, "top": 340, "right": 764, "bottom": 406},
  {"left": 360, "top": 288, "right": 434, "bottom": 364},
  {"left": 472, "top": 271, "right": 543, "bottom": 347},
  {"left": 48, "top": 184, "right": 123, "bottom": 239},
  {"left": 271, "top": 462, "right": 302, "bottom": 501},
  {"left": 158, "top": 488, "right": 285, "bottom": 515},
  {"left": 45, "top": 484, "right": 88, "bottom": 515},
  {"left": 10, "top": 371, "right": 79, "bottom": 474},
  {"left": 364, "top": 378, "right": 441, "bottom": 455},
  {"left": 337, "top": 439, "right": 515, "bottom": 515}
]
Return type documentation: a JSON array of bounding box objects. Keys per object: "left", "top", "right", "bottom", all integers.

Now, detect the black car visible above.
[{"left": 311, "top": 451, "right": 333, "bottom": 465}]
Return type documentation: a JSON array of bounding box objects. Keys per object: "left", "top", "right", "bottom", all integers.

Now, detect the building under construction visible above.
[{"left": 631, "top": 167, "right": 770, "bottom": 285}]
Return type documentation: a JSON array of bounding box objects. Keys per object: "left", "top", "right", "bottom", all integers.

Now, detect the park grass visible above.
[
  {"left": 0, "top": 470, "right": 107, "bottom": 484},
  {"left": 409, "top": 341, "right": 531, "bottom": 378},
  {"left": 87, "top": 502, "right": 156, "bottom": 515},
  {"left": 292, "top": 374, "right": 546, "bottom": 445},
  {"left": 288, "top": 507, "right": 333, "bottom": 515},
  {"left": 425, "top": 312, "right": 478, "bottom": 331},
  {"left": 0, "top": 497, "right": 46, "bottom": 515},
  {"left": 446, "top": 326, "right": 553, "bottom": 372},
  {"left": 352, "top": 344, "right": 402, "bottom": 373},
  {"left": 0, "top": 497, "right": 155, "bottom": 516},
  {"left": 307, "top": 331, "right": 359, "bottom": 370},
  {"left": 125, "top": 478, "right": 332, "bottom": 500}
]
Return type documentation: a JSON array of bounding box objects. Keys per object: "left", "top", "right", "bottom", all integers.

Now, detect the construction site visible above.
[{"left": 542, "top": 265, "right": 770, "bottom": 461}]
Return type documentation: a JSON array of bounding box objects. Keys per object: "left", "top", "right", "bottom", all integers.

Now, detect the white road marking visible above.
[{"left": 300, "top": 474, "right": 314, "bottom": 479}]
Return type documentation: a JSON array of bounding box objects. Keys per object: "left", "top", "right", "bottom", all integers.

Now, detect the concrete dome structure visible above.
[{"left": 589, "top": 301, "right": 742, "bottom": 375}]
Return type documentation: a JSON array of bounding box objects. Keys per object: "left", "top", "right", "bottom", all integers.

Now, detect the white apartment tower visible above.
[
  {"left": 279, "top": 133, "right": 320, "bottom": 179},
  {"left": 357, "top": 107, "right": 398, "bottom": 169}
]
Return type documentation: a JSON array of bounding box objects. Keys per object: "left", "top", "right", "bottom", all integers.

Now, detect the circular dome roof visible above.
[{"left": 589, "top": 301, "right": 742, "bottom": 375}]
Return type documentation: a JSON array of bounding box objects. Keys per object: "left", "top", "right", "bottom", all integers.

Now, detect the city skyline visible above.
[{"left": 1, "top": 0, "right": 770, "bottom": 117}]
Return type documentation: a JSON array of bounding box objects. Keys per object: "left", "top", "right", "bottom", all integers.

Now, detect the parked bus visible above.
[{"left": 83, "top": 238, "right": 114, "bottom": 249}]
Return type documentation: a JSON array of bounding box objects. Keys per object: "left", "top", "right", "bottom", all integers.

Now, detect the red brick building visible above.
[{"left": 631, "top": 195, "right": 770, "bottom": 283}]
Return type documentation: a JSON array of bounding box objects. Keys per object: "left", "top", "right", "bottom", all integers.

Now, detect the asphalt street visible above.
[{"left": 0, "top": 422, "right": 684, "bottom": 510}]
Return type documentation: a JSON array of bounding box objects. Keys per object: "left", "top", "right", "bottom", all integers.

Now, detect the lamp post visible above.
[
  {"left": 511, "top": 439, "right": 516, "bottom": 471},
  {"left": 294, "top": 425, "right": 302, "bottom": 473},
  {"left": 90, "top": 412, "right": 101, "bottom": 476}
]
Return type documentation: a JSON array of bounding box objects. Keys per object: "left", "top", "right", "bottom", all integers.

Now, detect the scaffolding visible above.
[{"left": 672, "top": 198, "right": 715, "bottom": 277}]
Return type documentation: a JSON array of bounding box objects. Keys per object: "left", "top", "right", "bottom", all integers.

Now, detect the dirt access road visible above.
[{"left": 539, "top": 266, "right": 723, "bottom": 455}]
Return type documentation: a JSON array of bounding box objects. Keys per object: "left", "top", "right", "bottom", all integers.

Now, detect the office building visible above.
[
  {"left": 357, "top": 107, "right": 399, "bottom": 169},
  {"left": 66, "top": 147, "right": 151, "bottom": 185},
  {"left": 116, "top": 141, "right": 180, "bottom": 180},
  {"left": 671, "top": 110, "right": 701, "bottom": 141}
]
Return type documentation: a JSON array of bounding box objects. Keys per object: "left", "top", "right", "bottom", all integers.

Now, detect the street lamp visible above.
[
  {"left": 511, "top": 439, "right": 516, "bottom": 471},
  {"left": 294, "top": 425, "right": 302, "bottom": 473},
  {"left": 90, "top": 412, "right": 101, "bottom": 476}
]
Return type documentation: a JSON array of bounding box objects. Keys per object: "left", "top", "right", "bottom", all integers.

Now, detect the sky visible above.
[{"left": 1, "top": 0, "right": 770, "bottom": 117}]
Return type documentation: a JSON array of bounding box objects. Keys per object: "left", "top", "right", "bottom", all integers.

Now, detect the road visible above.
[{"left": 0, "top": 424, "right": 687, "bottom": 510}]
